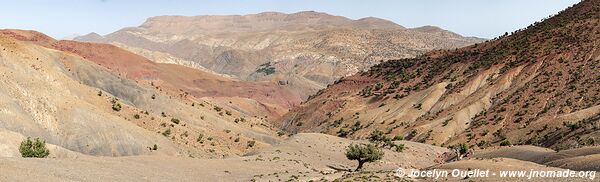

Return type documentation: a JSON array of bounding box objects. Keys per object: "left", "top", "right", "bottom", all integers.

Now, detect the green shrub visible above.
[
  {"left": 256, "top": 62, "right": 276, "bottom": 75},
  {"left": 171, "top": 118, "right": 180, "bottom": 124},
  {"left": 351, "top": 121, "right": 362, "bottom": 132},
  {"left": 360, "top": 86, "right": 373, "bottom": 96},
  {"left": 451, "top": 143, "right": 469, "bottom": 155},
  {"left": 133, "top": 114, "right": 140, "bottom": 119},
  {"left": 197, "top": 134, "right": 204, "bottom": 143},
  {"left": 214, "top": 106, "right": 222, "bottom": 112},
  {"left": 368, "top": 129, "right": 386, "bottom": 145},
  {"left": 500, "top": 140, "right": 512, "bottom": 146},
  {"left": 393, "top": 135, "right": 404, "bottom": 141},
  {"left": 247, "top": 140, "right": 256, "bottom": 148},
  {"left": 337, "top": 128, "right": 349, "bottom": 137},
  {"left": 394, "top": 144, "right": 405, "bottom": 152},
  {"left": 234, "top": 117, "right": 246, "bottom": 123},
  {"left": 162, "top": 129, "right": 172, "bottom": 137},
  {"left": 112, "top": 102, "right": 122, "bottom": 111},
  {"left": 19, "top": 138, "right": 50, "bottom": 158},
  {"left": 477, "top": 140, "right": 491, "bottom": 148},
  {"left": 345, "top": 143, "right": 384, "bottom": 171},
  {"left": 374, "top": 83, "right": 384, "bottom": 91},
  {"left": 332, "top": 118, "right": 344, "bottom": 127}
]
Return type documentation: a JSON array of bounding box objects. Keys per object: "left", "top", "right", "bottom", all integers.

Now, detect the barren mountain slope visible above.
[
  {"left": 0, "top": 34, "right": 179, "bottom": 157},
  {"left": 1, "top": 29, "right": 301, "bottom": 119},
  {"left": 280, "top": 0, "right": 600, "bottom": 151},
  {"left": 0, "top": 31, "right": 289, "bottom": 159},
  {"left": 76, "top": 11, "right": 484, "bottom": 99}
]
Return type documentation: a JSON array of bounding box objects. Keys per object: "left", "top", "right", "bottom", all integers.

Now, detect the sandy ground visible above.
[
  {"left": 0, "top": 133, "right": 449, "bottom": 182},
  {"left": 4, "top": 134, "right": 598, "bottom": 182}
]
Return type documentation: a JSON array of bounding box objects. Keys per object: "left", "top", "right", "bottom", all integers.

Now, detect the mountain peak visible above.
[
  {"left": 355, "top": 17, "right": 405, "bottom": 29},
  {"left": 75, "top": 32, "right": 104, "bottom": 42}
]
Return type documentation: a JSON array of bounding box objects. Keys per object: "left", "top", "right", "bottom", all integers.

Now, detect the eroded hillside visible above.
[
  {"left": 75, "top": 11, "right": 484, "bottom": 100},
  {"left": 1, "top": 29, "right": 300, "bottom": 119},
  {"left": 280, "top": 0, "right": 600, "bottom": 151},
  {"left": 0, "top": 31, "right": 287, "bottom": 159}
]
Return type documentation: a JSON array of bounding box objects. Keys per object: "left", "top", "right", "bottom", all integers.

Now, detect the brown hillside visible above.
[
  {"left": 0, "top": 29, "right": 291, "bottom": 158},
  {"left": 0, "top": 29, "right": 301, "bottom": 118},
  {"left": 280, "top": 0, "right": 600, "bottom": 150},
  {"left": 75, "top": 11, "right": 483, "bottom": 100}
]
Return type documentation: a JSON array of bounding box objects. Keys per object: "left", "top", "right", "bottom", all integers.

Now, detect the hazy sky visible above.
[{"left": 0, "top": 0, "right": 580, "bottom": 39}]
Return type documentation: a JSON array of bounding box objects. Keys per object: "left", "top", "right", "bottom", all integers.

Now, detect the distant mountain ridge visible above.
[
  {"left": 75, "top": 11, "right": 484, "bottom": 101},
  {"left": 136, "top": 11, "right": 405, "bottom": 34}
]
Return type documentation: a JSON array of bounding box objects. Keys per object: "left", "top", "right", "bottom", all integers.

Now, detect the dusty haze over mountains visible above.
[{"left": 1, "top": 1, "right": 600, "bottom": 181}]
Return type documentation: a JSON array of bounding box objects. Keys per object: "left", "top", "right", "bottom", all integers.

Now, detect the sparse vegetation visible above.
[
  {"left": 234, "top": 117, "right": 246, "bottom": 123},
  {"left": 162, "top": 128, "right": 172, "bottom": 137},
  {"left": 337, "top": 128, "right": 349, "bottom": 137},
  {"left": 500, "top": 140, "right": 512, "bottom": 146},
  {"left": 214, "top": 106, "right": 223, "bottom": 112},
  {"left": 171, "top": 118, "right": 180, "bottom": 124},
  {"left": 393, "top": 135, "right": 404, "bottom": 141},
  {"left": 450, "top": 143, "right": 469, "bottom": 156},
  {"left": 367, "top": 129, "right": 386, "bottom": 146},
  {"left": 19, "top": 137, "right": 50, "bottom": 158},
  {"left": 477, "top": 140, "right": 491, "bottom": 148},
  {"left": 360, "top": 86, "right": 373, "bottom": 97},
  {"left": 111, "top": 99, "right": 122, "bottom": 111},
  {"left": 247, "top": 140, "right": 256, "bottom": 148},
  {"left": 197, "top": 134, "right": 204, "bottom": 143},
  {"left": 256, "top": 62, "right": 276, "bottom": 75},
  {"left": 374, "top": 83, "right": 384, "bottom": 91}
]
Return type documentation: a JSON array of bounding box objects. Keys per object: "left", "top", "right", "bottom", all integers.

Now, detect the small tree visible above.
[
  {"left": 452, "top": 143, "right": 469, "bottom": 155},
  {"left": 368, "top": 129, "right": 386, "bottom": 145},
  {"left": 19, "top": 138, "right": 50, "bottom": 158},
  {"left": 345, "top": 143, "right": 384, "bottom": 171}
]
